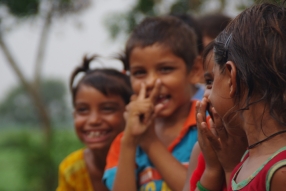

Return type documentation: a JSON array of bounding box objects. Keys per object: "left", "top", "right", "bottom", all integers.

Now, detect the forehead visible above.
[
  {"left": 203, "top": 50, "right": 215, "bottom": 70},
  {"left": 129, "top": 44, "right": 186, "bottom": 67},
  {"left": 75, "top": 85, "right": 124, "bottom": 104}
]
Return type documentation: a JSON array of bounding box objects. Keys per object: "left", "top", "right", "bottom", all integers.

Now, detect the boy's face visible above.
[{"left": 129, "top": 44, "right": 194, "bottom": 117}]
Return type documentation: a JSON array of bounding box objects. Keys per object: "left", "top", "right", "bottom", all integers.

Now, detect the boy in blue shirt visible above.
[{"left": 103, "top": 16, "right": 202, "bottom": 191}]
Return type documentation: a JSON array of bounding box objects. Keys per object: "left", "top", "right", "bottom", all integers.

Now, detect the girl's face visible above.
[
  {"left": 73, "top": 85, "right": 125, "bottom": 150},
  {"left": 208, "top": 60, "right": 238, "bottom": 127},
  {"left": 203, "top": 51, "right": 215, "bottom": 100},
  {"left": 129, "top": 44, "right": 197, "bottom": 118}
]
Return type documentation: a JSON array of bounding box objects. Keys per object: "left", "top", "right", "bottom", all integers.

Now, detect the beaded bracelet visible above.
[{"left": 196, "top": 181, "right": 210, "bottom": 191}]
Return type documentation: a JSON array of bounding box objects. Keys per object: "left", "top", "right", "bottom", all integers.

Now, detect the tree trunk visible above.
[
  {"left": 0, "top": 34, "right": 52, "bottom": 144},
  {"left": 33, "top": 1, "right": 54, "bottom": 89}
]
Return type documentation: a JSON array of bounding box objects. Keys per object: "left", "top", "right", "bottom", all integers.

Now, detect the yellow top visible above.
[{"left": 56, "top": 149, "right": 93, "bottom": 191}]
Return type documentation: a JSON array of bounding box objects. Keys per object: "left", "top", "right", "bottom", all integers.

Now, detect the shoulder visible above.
[
  {"left": 269, "top": 165, "right": 286, "bottom": 191},
  {"left": 105, "top": 132, "right": 124, "bottom": 169},
  {"left": 59, "top": 149, "right": 85, "bottom": 172}
]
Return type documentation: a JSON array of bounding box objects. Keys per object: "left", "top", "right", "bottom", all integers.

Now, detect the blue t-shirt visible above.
[{"left": 103, "top": 101, "right": 198, "bottom": 191}]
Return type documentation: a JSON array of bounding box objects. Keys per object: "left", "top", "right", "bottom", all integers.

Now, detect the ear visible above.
[
  {"left": 225, "top": 61, "right": 237, "bottom": 97},
  {"left": 187, "top": 55, "right": 204, "bottom": 84}
]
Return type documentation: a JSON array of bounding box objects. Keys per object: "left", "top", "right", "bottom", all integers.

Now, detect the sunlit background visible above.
[{"left": 0, "top": 0, "right": 270, "bottom": 190}]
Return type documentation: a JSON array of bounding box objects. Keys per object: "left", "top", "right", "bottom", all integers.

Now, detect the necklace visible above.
[{"left": 248, "top": 129, "right": 286, "bottom": 149}]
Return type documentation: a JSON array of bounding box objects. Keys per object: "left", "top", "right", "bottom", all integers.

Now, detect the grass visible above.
[{"left": 0, "top": 128, "right": 83, "bottom": 191}]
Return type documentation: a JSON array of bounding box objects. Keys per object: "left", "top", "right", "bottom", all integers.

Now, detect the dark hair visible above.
[
  {"left": 202, "top": 41, "right": 214, "bottom": 69},
  {"left": 199, "top": 13, "right": 231, "bottom": 39},
  {"left": 120, "top": 16, "right": 198, "bottom": 72},
  {"left": 70, "top": 55, "right": 133, "bottom": 106},
  {"left": 214, "top": 3, "right": 286, "bottom": 126},
  {"left": 170, "top": 13, "right": 203, "bottom": 54}
]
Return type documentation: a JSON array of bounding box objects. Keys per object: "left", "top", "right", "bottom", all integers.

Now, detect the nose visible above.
[
  {"left": 87, "top": 110, "right": 102, "bottom": 126},
  {"left": 145, "top": 72, "right": 158, "bottom": 93},
  {"left": 203, "top": 88, "right": 210, "bottom": 99}
]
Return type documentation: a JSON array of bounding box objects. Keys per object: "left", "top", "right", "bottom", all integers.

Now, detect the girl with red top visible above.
[{"left": 193, "top": 2, "right": 286, "bottom": 191}]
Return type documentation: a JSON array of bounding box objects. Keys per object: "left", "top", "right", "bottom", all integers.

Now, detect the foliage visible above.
[
  {"left": 0, "top": 129, "right": 83, "bottom": 191},
  {"left": 105, "top": 0, "right": 284, "bottom": 40},
  {"left": 0, "top": 79, "right": 72, "bottom": 127},
  {"left": 0, "top": 0, "right": 39, "bottom": 17}
]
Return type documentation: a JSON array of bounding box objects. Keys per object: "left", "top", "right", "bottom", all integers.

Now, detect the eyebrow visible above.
[{"left": 204, "top": 72, "right": 213, "bottom": 78}]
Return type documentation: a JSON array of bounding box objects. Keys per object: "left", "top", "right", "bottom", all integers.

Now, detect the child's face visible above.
[
  {"left": 73, "top": 85, "right": 125, "bottom": 150},
  {"left": 129, "top": 44, "right": 194, "bottom": 117},
  {"left": 208, "top": 62, "right": 235, "bottom": 123},
  {"left": 203, "top": 51, "right": 214, "bottom": 99}
]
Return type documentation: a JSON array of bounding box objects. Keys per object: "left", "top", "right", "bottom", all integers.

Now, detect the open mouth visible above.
[
  {"left": 86, "top": 130, "right": 109, "bottom": 138},
  {"left": 156, "top": 94, "right": 171, "bottom": 105}
]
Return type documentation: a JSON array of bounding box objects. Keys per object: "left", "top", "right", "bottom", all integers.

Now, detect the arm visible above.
[
  {"left": 112, "top": 137, "right": 137, "bottom": 191},
  {"left": 113, "top": 80, "right": 163, "bottom": 191},
  {"left": 141, "top": 138, "right": 189, "bottom": 191},
  {"left": 183, "top": 142, "right": 201, "bottom": 191}
]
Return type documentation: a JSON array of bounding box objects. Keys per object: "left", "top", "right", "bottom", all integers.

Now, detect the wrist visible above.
[{"left": 199, "top": 168, "right": 224, "bottom": 191}]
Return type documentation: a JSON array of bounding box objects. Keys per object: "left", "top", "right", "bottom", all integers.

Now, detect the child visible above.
[
  {"left": 196, "top": 2, "right": 286, "bottom": 191},
  {"left": 198, "top": 13, "right": 231, "bottom": 47},
  {"left": 103, "top": 16, "right": 202, "bottom": 191},
  {"left": 56, "top": 55, "right": 132, "bottom": 191}
]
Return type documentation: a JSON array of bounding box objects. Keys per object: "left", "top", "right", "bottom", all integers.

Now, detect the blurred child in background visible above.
[
  {"left": 198, "top": 13, "right": 231, "bottom": 47},
  {"left": 103, "top": 16, "right": 203, "bottom": 191},
  {"left": 56, "top": 56, "right": 132, "bottom": 191}
]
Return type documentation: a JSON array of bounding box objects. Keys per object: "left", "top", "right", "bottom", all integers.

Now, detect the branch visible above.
[
  {"left": 0, "top": 33, "right": 52, "bottom": 144},
  {"left": 33, "top": 1, "right": 55, "bottom": 88}
]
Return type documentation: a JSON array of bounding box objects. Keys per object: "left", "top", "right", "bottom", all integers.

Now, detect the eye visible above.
[
  {"left": 205, "top": 78, "right": 213, "bottom": 89},
  {"left": 131, "top": 69, "right": 146, "bottom": 78},
  {"left": 159, "top": 66, "right": 174, "bottom": 73},
  {"left": 100, "top": 104, "right": 119, "bottom": 114},
  {"left": 75, "top": 106, "right": 89, "bottom": 114}
]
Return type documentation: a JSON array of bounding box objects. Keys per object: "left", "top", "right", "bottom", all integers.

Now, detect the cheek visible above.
[
  {"left": 131, "top": 79, "right": 141, "bottom": 94},
  {"left": 106, "top": 114, "right": 125, "bottom": 131},
  {"left": 204, "top": 88, "right": 211, "bottom": 98},
  {"left": 73, "top": 115, "right": 85, "bottom": 129}
]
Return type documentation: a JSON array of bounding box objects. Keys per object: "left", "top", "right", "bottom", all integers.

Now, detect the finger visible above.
[
  {"left": 143, "top": 104, "right": 154, "bottom": 124},
  {"left": 130, "top": 94, "right": 137, "bottom": 101},
  {"left": 138, "top": 83, "right": 146, "bottom": 100},
  {"left": 200, "top": 98, "right": 208, "bottom": 122},
  {"left": 148, "top": 79, "right": 161, "bottom": 104},
  {"left": 201, "top": 121, "right": 221, "bottom": 151},
  {"left": 211, "top": 107, "right": 228, "bottom": 141}
]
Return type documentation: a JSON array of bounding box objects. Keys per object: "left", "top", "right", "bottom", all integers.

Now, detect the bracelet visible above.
[{"left": 197, "top": 181, "right": 210, "bottom": 191}]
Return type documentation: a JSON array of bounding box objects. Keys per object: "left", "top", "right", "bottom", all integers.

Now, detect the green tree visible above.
[
  {"left": 0, "top": 0, "right": 90, "bottom": 143},
  {"left": 0, "top": 79, "right": 71, "bottom": 127},
  {"left": 105, "top": 0, "right": 283, "bottom": 40}
]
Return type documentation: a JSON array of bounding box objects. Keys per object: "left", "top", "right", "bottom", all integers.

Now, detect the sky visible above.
[
  {"left": 0, "top": 0, "right": 134, "bottom": 101},
  {"left": 0, "top": 0, "right": 240, "bottom": 102}
]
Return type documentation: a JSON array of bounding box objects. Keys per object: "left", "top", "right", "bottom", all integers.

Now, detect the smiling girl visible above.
[{"left": 56, "top": 55, "right": 132, "bottom": 191}]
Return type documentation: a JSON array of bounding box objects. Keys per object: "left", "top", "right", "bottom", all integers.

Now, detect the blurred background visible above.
[{"left": 0, "top": 0, "right": 276, "bottom": 190}]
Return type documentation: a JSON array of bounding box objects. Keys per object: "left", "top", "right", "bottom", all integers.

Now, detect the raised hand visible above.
[
  {"left": 123, "top": 79, "right": 164, "bottom": 145},
  {"left": 196, "top": 98, "right": 222, "bottom": 172},
  {"left": 208, "top": 107, "right": 248, "bottom": 174}
]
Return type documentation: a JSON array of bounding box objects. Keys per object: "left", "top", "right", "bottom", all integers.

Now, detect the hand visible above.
[
  {"left": 196, "top": 98, "right": 222, "bottom": 172},
  {"left": 207, "top": 107, "right": 248, "bottom": 174},
  {"left": 123, "top": 79, "right": 164, "bottom": 146}
]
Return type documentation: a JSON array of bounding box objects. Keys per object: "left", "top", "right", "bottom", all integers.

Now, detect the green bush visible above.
[{"left": 0, "top": 128, "right": 83, "bottom": 191}]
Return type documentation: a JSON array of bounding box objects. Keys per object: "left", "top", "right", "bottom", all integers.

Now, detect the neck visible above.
[
  {"left": 242, "top": 102, "right": 286, "bottom": 156},
  {"left": 156, "top": 101, "right": 191, "bottom": 129},
  {"left": 85, "top": 147, "right": 109, "bottom": 172}
]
